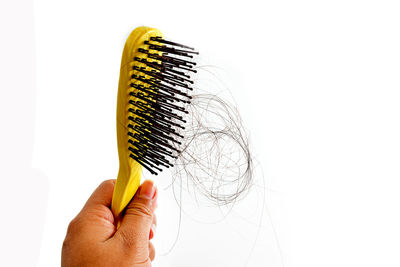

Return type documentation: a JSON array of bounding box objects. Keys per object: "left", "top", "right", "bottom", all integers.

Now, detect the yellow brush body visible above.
[{"left": 112, "top": 26, "right": 163, "bottom": 218}]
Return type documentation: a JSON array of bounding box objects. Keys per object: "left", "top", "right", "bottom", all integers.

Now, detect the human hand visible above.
[{"left": 62, "top": 179, "right": 158, "bottom": 267}]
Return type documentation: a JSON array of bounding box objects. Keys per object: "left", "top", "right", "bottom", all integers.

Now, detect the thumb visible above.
[{"left": 116, "top": 180, "right": 156, "bottom": 249}]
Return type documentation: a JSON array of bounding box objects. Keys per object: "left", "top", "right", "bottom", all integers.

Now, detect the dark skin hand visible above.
[{"left": 62, "top": 179, "right": 158, "bottom": 267}]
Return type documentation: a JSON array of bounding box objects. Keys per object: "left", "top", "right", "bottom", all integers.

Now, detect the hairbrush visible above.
[{"left": 111, "top": 26, "right": 198, "bottom": 218}]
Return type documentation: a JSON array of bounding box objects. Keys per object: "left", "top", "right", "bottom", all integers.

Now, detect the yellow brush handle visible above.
[{"left": 111, "top": 26, "right": 163, "bottom": 219}]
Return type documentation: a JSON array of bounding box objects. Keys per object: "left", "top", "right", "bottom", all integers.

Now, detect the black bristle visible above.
[
  {"left": 127, "top": 36, "right": 197, "bottom": 175},
  {"left": 150, "top": 36, "right": 195, "bottom": 50}
]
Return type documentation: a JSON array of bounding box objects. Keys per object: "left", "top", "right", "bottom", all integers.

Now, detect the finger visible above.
[
  {"left": 83, "top": 179, "right": 116, "bottom": 210},
  {"left": 81, "top": 179, "right": 116, "bottom": 225},
  {"left": 67, "top": 180, "right": 116, "bottom": 242},
  {"left": 149, "top": 241, "right": 155, "bottom": 261},
  {"left": 116, "top": 180, "right": 156, "bottom": 248}
]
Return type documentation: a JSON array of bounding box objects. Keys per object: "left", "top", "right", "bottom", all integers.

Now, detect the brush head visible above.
[
  {"left": 128, "top": 37, "right": 198, "bottom": 175},
  {"left": 112, "top": 26, "right": 197, "bottom": 217}
]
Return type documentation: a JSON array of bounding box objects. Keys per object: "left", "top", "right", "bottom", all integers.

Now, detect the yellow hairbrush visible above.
[{"left": 111, "top": 26, "right": 198, "bottom": 219}]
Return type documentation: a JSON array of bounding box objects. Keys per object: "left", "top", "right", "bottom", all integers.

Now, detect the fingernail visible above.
[
  {"left": 152, "top": 187, "right": 158, "bottom": 200},
  {"left": 149, "top": 224, "right": 156, "bottom": 239},
  {"left": 140, "top": 180, "right": 155, "bottom": 199}
]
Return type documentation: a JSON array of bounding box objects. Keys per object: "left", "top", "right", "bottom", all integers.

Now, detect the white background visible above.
[{"left": 1, "top": 0, "right": 400, "bottom": 266}]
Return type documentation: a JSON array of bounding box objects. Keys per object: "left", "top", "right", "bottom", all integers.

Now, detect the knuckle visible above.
[
  {"left": 101, "top": 179, "right": 115, "bottom": 187},
  {"left": 62, "top": 235, "right": 72, "bottom": 252},
  {"left": 126, "top": 201, "right": 153, "bottom": 218},
  {"left": 66, "top": 218, "right": 77, "bottom": 234},
  {"left": 66, "top": 216, "right": 83, "bottom": 235},
  {"left": 63, "top": 217, "right": 81, "bottom": 250}
]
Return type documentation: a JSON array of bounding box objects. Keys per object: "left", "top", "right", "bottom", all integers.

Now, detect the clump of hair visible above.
[{"left": 171, "top": 87, "right": 254, "bottom": 206}]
